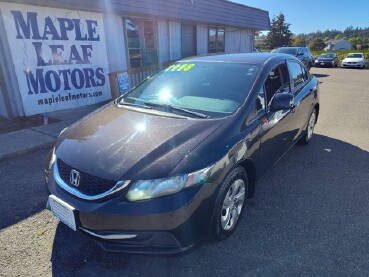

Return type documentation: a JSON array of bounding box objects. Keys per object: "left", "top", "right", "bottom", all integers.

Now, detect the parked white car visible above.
[{"left": 341, "top": 53, "right": 366, "bottom": 68}]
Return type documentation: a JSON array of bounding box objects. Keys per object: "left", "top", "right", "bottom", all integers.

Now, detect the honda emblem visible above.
[{"left": 70, "top": 169, "right": 81, "bottom": 187}]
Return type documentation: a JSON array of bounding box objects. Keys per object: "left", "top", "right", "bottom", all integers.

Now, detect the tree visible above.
[
  {"left": 309, "top": 38, "right": 326, "bottom": 51},
  {"left": 265, "top": 13, "right": 293, "bottom": 49},
  {"left": 292, "top": 35, "right": 307, "bottom": 46}
]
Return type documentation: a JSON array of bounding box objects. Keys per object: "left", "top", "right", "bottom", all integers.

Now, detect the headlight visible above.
[
  {"left": 48, "top": 147, "right": 56, "bottom": 171},
  {"left": 126, "top": 166, "right": 212, "bottom": 201},
  {"left": 59, "top": 127, "right": 68, "bottom": 137},
  {"left": 45, "top": 147, "right": 56, "bottom": 184}
]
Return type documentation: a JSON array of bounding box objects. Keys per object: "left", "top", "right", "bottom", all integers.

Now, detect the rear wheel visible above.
[
  {"left": 298, "top": 109, "right": 317, "bottom": 145},
  {"left": 212, "top": 167, "right": 248, "bottom": 241}
]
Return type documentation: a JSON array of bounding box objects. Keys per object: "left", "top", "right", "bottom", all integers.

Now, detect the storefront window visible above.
[
  {"left": 208, "top": 27, "right": 225, "bottom": 53},
  {"left": 125, "top": 19, "right": 158, "bottom": 68}
]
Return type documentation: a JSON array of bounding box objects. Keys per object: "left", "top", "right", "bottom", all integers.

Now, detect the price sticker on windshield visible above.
[{"left": 165, "top": 63, "right": 195, "bottom": 72}]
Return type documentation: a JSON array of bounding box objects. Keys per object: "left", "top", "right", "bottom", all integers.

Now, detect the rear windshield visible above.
[
  {"left": 347, "top": 53, "right": 364, "bottom": 58},
  {"left": 319, "top": 53, "right": 335, "bottom": 58},
  {"left": 274, "top": 48, "right": 298, "bottom": 55},
  {"left": 122, "top": 61, "right": 260, "bottom": 118}
]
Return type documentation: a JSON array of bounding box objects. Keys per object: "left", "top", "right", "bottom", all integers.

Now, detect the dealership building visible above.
[{"left": 0, "top": 0, "right": 270, "bottom": 118}]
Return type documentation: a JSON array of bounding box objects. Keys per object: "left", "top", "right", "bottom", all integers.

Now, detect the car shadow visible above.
[
  {"left": 0, "top": 149, "right": 50, "bottom": 230},
  {"left": 312, "top": 73, "right": 330, "bottom": 78},
  {"left": 50, "top": 134, "right": 369, "bottom": 276}
]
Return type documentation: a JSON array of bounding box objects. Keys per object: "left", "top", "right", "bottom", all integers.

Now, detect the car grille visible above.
[{"left": 57, "top": 159, "right": 117, "bottom": 196}]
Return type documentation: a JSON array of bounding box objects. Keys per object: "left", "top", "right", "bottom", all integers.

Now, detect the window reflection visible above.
[
  {"left": 125, "top": 19, "right": 158, "bottom": 68},
  {"left": 208, "top": 27, "right": 225, "bottom": 53}
]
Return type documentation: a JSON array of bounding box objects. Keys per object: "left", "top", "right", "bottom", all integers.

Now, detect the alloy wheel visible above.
[
  {"left": 221, "top": 179, "right": 246, "bottom": 231},
  {"left": 307, "top": 111, "right": 316, "bottom": 140}
]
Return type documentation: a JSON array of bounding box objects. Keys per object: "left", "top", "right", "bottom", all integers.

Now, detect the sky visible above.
[{"left": 232, "top": 0, "right": 369, "bottom": 35}]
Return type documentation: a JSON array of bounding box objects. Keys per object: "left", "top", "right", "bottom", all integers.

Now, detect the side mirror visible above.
[
  {"left": 270, "top": 93, "right": 295, "bottom": 112},
  {"left": 297, "top": 52, "right": 304, "bottom": 56}
]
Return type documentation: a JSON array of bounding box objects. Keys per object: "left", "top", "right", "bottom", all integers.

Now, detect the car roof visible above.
[
  {"left": 180, "top": 52, "right": 291, "bottom": 64},
  {"left": 276, "top": 46, "right": 307, "bottom": 49},
  {"left": 277, "top": 46, "right": 299, "bottom": 49}
]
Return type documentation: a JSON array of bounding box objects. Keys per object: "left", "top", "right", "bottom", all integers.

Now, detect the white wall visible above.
[
  {"left": 103, "top": 13, "right": 127, "bottom": 72},
  {"left": 197, "top": 25, "right": 208, "bottom": 55},
  {"left": 225, "top": 27, "right": 253, "bottom": 52},
  {"left": 158, "top": 20, "right": 170, "bottom": 63},
  {"left": 336, "top": 41, "right": 351, "bottom": 50},
  {"left": 169, "top": 21, "right": 181, "bottom": 60},
  {"left": 0, "top": 7, "right": 24, "bottom": 117}
]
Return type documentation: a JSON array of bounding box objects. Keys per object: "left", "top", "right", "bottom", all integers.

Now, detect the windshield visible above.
[
  {"left": 319, "top": 53, "right": 335, "bottom": 58},
  {"left": 122, "top": 61, "right": 260, "bottom": 118},
  {"left": 347, "top": 53, "right": 363, "bottom": 58},
  {"left": 274, "top": 48, "right": 298, "bottom": 55}
]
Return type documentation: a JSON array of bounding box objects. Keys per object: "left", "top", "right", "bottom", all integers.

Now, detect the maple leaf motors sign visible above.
[{"left": 0, "top": 3, "right": 111, "bottom": 115}]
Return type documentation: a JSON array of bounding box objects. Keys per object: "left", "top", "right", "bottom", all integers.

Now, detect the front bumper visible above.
[
  {"left": 46, "top": 166, "right": 218, "bottom": 254},
  {"left": 314, "top": 60, "right": 335, "bottom": 67},
  {"left": 341, "top": 62, "right": 365, "bottom": 68}
]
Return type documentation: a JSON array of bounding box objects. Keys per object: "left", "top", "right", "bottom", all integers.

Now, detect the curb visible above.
[{"left": 0, "top": 140, "right": 55, "bottom": 162}]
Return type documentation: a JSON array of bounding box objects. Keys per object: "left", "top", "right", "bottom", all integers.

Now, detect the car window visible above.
[
  {"left": 247, "top": 87, "right": 266, "bottom": 122},
  {"left": 302, "top": 65, "right": 309, "bottom": 80},
  {"left": 248, "top": 61, "right": 290, "bottom": 122},
  {"left": 287, "top": 61, "right": 306, "bottom": 90},
  {"left": 264, "top": 62, "right": 290, "bottom": 106},
  {"left": 248, "top": 62, "right": 290, "bottom": 121}
]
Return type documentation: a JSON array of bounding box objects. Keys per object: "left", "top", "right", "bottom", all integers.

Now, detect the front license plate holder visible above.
[{"left": 49, "top": 195, "right": 76, "bottom": 231}]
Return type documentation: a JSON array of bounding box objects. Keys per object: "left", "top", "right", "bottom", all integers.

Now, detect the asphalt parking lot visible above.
[{"left": 1, "top": 67, "right": 369, "bottom": 276}]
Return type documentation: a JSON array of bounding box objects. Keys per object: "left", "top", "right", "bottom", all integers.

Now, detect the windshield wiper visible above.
[
  {"left": 144, "top": 101, "right": 209, "bottom": 118},
  {"left": 117, "top": 99, "right": 152, "bottom": 110}
]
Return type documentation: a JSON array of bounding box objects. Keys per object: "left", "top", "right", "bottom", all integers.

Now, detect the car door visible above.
[
  {"left": 286, "top": 60, "right": 315, "bottom": 142},
  {"left": 257, "top": 61, "right": 297, "bottom": 175}
]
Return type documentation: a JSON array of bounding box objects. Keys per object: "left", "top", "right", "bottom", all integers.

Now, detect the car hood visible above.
[
  {"left": 343, "top": 57, "right": 364, "bottom": 62},
  {"left": 55, "top": 103, "right": 225, "bottom": 181}
]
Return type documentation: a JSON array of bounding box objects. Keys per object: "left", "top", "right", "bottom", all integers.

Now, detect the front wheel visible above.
[
  {"left": 212, "top": 167, "right": 248, "bottom": 241},
  {"left": 298, "top": 109, "right": 317, "bottom": 145}
]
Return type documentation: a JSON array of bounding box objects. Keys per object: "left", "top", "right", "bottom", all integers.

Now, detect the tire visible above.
[
  {"left": 212, "top": 166, "right": 248, "bottom": 241},
  {"left": 298, "top": 108, "right": 317, "bottom": 145}
]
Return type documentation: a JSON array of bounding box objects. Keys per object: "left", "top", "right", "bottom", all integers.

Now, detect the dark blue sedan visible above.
[
  {"left": 45, "top": 53, "right": 319, "bottom": 254},
  {"left": 314, "top": 52, "right": 339, "bottom": 67}
]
